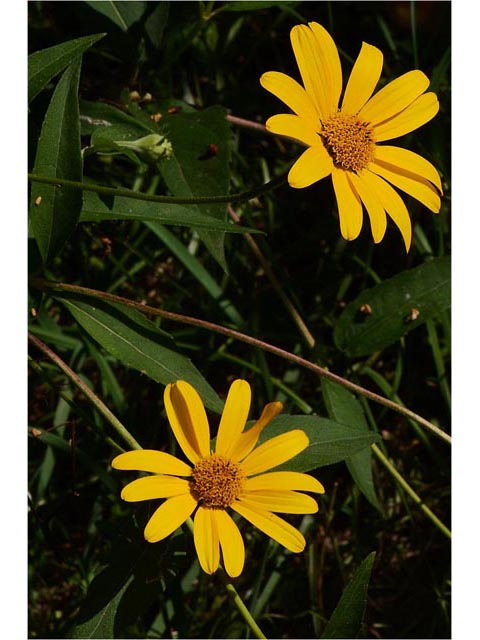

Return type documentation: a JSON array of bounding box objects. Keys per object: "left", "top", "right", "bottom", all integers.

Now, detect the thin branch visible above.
[
  {"left": 226, "top": 114, "right": 267, "bottom": 133},
  {"left": 28, "top": 333, "right": 142, "bottom": 451},
  {"left": 32, "top": 279, "right": 451, "bottom": 445},
  {"left": 28, "top": 172, "right": 287, "bottom": 206},
  {"left": 372, "top": 444, "right": 451, "bottom": 539}
]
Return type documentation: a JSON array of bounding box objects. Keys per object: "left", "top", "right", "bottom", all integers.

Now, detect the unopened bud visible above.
[{"left": 117, "top": 133, "right": 173, "bottom": 162}]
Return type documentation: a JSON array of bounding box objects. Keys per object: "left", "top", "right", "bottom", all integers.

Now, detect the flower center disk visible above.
[
  {"left": 191, "top": 454, "right": 244, "bottom": 508},
  {"left": 321, "top": 113, "right": 375, "bottom": 172}
]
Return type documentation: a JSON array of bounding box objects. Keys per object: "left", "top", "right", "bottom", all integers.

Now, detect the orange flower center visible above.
[
  {"left": 321, "top": 113, "right": 375, "bottom": 172},
  {"left": 191, "top": 454, "right": 244, "bottom": 508}
]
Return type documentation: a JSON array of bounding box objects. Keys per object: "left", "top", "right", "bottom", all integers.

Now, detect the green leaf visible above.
[
  {"left": 80, "top": 99, "right": 152, "bottom": 137},
  {"left": 30, "top": 59, "right": 83, "bottom": 263},
  {"left": 258, "top": 415, "right": 381, "bottom": 472},
  {"left": 84, "top": 1, "right": 147, "bottom": 30},
  {"left": 159, "top": 106, "right": 232, "bottom": 270},
  {"left": 322, "top": 379, "right": 381, "bottom": 511},
  {"left": 29, "top": 322, "right": 82, "bottom": 353},
  {"left": 71, "top": 574, "right": 132, "bottom": 639},
  {"left": 334, "top": 257, "right": 451, "bottom": 358},
  {"left": 56, "top": 292, "right": 223, "bottom": 413},
  {"left": 79, "top": 191, "right": 262, "bottom": 234},
  {"left": 144, "top": 1, "right": 169, "bottom": 48},
  {"left": 69, "top": 526, "right": 168, "bottom": 639},
  {"left": 321, "top": 552, "right": 376, "bottom": 639},
  {"left": 28, "top": 34, "right": 104, "bottom": 103}
]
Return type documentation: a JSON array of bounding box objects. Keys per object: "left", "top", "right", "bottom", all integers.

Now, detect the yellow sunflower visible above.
[
  {"left": 260, "top": 21, "right": 443, "bottom": 251},
  {"left": 112, "top": 379, "right": 324, "bottom": 578}
]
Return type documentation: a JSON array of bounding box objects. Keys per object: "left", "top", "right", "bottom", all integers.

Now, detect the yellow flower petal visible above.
[
  {"left": 144, "top": 493, "right": 197, "bottom": 543},
  {"left": 239, "top": 491, "right": 319, "bottom": 514},
  {"left": 216, "top": 379, "right": 251, "bottom": 458},
  {"left": 194, "top": 506, "right": 220, "bottom": 575},
  {"left": 374, "top": 145, "right": 443, "bottom": 193},
  {"left": 348, "top": 172, "right": 387, "bottom": 244},
  {"left": 374, "top": 92, "right": 439, "bottom": 142},
  {"left": 359, "top": 70, "right": 430, "bottom": 126},
  {"left": 290, "top": 24, "right": 340, "bottom": 120},
  {"left": 370, "top": 159, "right": 441, "bottom": 213},
  {"left": 120, "top": 475, "right": 191, "bottom": 502},
  {"left": 266, "top": 114, "right": 320, "bottom": 148},
  {"left": 362, "top": 170, "right": 412, "bottom": 252},
  {"left": 244, "top": 471, "right": 325, "bottom": 494},
  {"left": 241, "top": 430, "right": 309, "bottom": 477},
  {"left": 331, "top": 168, "right": 363, "bottom": 240},
  {"left": 112, "top": 450, "right": 192, "bottom": 476},
  {"left": 288, "top": 145, "right": 333, "bottom": 189},
  {"left": 214, "top": 510, "right": 245, "bottom": 578},
  {"left": 232, "top": 502, "right": 306, "bottom": 552},
  {"left": 164, "top": 381, "right": 211, "bottom": 464},
  {"left": 260, "top": 71, "right": 319, "bottom": 128},
  {"left": 230, "top": 401, "right": 283, "bottom": 462},
  {"left": 341, "top": 42, "right": 383, "bottom": 115},
  {"left": 308, "top": 22, "right": 343, "bottom": 114}
]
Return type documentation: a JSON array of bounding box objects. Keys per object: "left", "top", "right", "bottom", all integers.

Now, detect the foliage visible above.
[{"left": 28, "top": 2, "right": 451, "bottom": 639}]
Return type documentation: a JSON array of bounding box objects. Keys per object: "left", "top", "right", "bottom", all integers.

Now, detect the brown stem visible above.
[
  {"left": 226, "top": 114, "right": 267, "bottom": 133},
  {"left": 32, "top": 278, "right": 451, "bottom": 445}
]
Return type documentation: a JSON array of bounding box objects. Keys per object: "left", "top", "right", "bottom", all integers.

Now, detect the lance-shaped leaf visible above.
[
  {"left": 80, "top": 99, "right": 152, "bottom": 137},
  {"left": 322, "top": 379, "right": 381, "bottom": 511},
  {"left": 321, "top": 552, "right": 376, "bottom": 639},
  {"left": 84, "top": 1, "right": 147, "bottom": 31},
  {"left": 334, "top": 257, "right": 451, "bottom": 358},
  {"left": 159, "top": 106, "right": 232, "bottom": 270},
  {"left": 257, "top": 415, "right": 381, "bottom": 472},
  {"left": 79, "top": 191, "right": 261, "bottom": 234},
  {"left": 69, "top": 522, "right": 171, "bottom": 639},
  {"left": 28, "top": 33, "right": 104, "bottom": 103},
  {"left": 56, "top": 292, "right": 222, "bottom": 413},
  {"left": 30, "top": 59, "right": 83, "bottom": 263}
]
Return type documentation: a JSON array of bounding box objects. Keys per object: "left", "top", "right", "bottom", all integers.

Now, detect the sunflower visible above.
[
  {"left": 112, "top": 379, "right": 324, "bottom": 578},
  {"left": 260, "top": 22, "right": 443, "bottom": 250}
]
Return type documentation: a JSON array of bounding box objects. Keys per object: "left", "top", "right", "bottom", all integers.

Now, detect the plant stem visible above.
[
  {"left": 28, "top": 333, "right": 142, "bottom": 451},
  {"left": 184, "top": 518, "right": 266, "bottom": 639},
  {"left": 30, "top": 333, "right": 266, "bottom": 636},
  {"left": 220, "top": 573, "right": 267, "bottom": 639},
  {"left": 372, "top": 443, "right": 451, "bottom": 539},
  {"left": 32, "top": 278, "right": 451, "bottom": 445},
  {"left": 28, "top": 171, "right": 287, "bottom": 205},
  {"left": 228, "top": 206, "right": 315, "bottom": 348},
  {"left": 226, "top": 114, "right": 267, "bottom": 133}
]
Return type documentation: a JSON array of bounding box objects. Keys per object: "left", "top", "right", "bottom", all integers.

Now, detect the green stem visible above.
[
  {"left": 184, "top": 519, "right": 266, "bottom": 639},
  {"left": 372, "top": 444, "right": 451, "bottom": 539},
  {"left": 28, "top": 172, "right": 287, "bottom": 205},
  {"left": 28, "top": 333, "right": 142, "bottom": 451},
  {"left": 219, "top": 572, "right": 267, "bottom": 639},
  {"left": 30, "top": 333, "right": 266, "bottom": 636},
  {"left": 32, "top": 278, "right": 451, "bottom": 445}
]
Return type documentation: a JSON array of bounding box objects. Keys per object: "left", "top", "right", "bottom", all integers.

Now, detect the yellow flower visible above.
[
  {"left": 260, "top": 22, "right": 443, "bottom": 251},
  {"left": 112, "top": 379, "right": 324, "bottom": 578}
]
